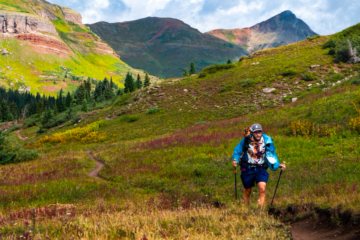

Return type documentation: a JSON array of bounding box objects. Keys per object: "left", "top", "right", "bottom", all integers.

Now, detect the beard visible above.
[{"left": 253, "top": 135, "right": 261, "bottom": 141}]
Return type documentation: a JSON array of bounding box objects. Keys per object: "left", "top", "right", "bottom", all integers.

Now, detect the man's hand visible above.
[
  {"left": 232, "top": 160, "right": 238, "bottom": 167},
  {"left": 279, "top": 163, "right": 286, "bottom": 170}
]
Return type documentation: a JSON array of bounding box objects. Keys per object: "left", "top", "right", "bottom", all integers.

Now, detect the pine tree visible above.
[
  {"left": 56, "top": 89, "right": 66, "bottom": 112},
  {"left": 136, "top": 74, "right": 142, "bottom": 89},
  {"left": 67, "top": 107, "right": 76, "bottom": 120},
  {"left": 81, "top": 99, "right": 88, "bottom": 112},
  {"left": 76, "top": 85, "right": 86, "bottom": 104},
  {"left": 53, "top": 104, "right": 58, "bottom": 116},
  {"left": 189, "top": 62, "right": 196, "bottom": 75},
  {"left": 227, "top": 59, "right": 232, "bottom": 64},
  {"left": 0, "top": 100, "right": 12, "bottom": 122},
  {"left": 0, "top": 136, "right": 16, "bottom": 164},
  {"left": 9, "top": 102, "right": 18, "bottom": 120},
  {"left": 143, "top": 73, "right": 151, "bottom": 87},
  {"left": 37, "top": 99, "right": 44, "bottom": 116},
  {"left": 66, "top": 92, "right": 73, "bottom": 108},
  {"left": 41, "top": 107, "right": 53, "bottom": 126},
  {"left": 183, "top": 68, "right": 189, "bottom": 77},
  {"left": 124, "top": 72, "right": 136, "bottom": 93},
  {"left": 104, "top": 87, "right": 115, "bottom": 100}
]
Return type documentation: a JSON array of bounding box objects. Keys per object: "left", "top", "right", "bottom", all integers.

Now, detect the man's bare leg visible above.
[
  {"left": 244, "top": 188, "right": 251, "bottom": 205},
  {"left": 257, "top": 182, "right": 267, "bottom": 208}
]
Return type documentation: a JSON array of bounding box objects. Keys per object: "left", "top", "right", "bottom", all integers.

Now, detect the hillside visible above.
[
  {"left": 1, "top": 20, "right": 360, "bottom": 239},
  {"left": 206, "top": 10, "right": 317, "bottom": 53},
  {"left": 87, "top": 17, "right": 248, "bottom": 78},
  {"left": 0, "top": 0, "right": 155, "bottom": 96}
]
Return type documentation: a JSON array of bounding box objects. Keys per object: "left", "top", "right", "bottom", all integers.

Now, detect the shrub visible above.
[
  {"left": 201, "top": 63, "right": 235, "bottom": 75},
  {"left": 282, "top": 68, "right": 298, "bottom": 76},
  {"left": 323, "top": 39, "right": 336, "bottom": 49},
  {"left": 118, "top": 115, "right": 140, "bottom": 122},
  {"left": 351, "top": 79, "right": 360, "bottom": 85},
  {"left": 15, "top": 149, "right": 39, "bottom": 163},
  {"left": 4, "top": 125, "right": 20, "bottom": 134},
  {"left": 330, "top": 73, "right": 345, "bottom": 82},
  {"left": 147, "top": 107, "right": 160, "bottom": 115},
  {"left": 220, "top": 85, "right": 231, "bottom": 93},
  {"left": 198, "top": 73, "right": 206, "bottom": 78},
  {"left": 23, "top": 118, "right": 37, "bottom": 128},
  {"left": 239, "top": 56, "right": 246, "bottom": 62},
  {"left": 307, "top": 35, "right": 320, "bottom": 41},
  {"left": 302, "top": 72, "right": 317, "bottom": 81},
  {"left": 195, "top": 121, "right": 207, "bottom": 125},
  {"left": 241, "top": 79, "right": 257, "bottom": 87}
]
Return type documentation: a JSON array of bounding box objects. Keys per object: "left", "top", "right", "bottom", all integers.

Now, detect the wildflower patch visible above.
[{"left": 39, "top": 121, "right": 106, "bottom": 144}]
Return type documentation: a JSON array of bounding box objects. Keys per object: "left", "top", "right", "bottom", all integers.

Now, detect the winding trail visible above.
[
  {"left": 16, "top": 130, "right": 26, "bottom": 140},
  {"left": 85, "top": 151, "right": 105, "bottom": 180}
]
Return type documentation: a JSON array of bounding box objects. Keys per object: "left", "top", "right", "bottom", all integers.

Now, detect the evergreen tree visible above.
[
  {"left": 0, "top": 100, "right": 13, "bottom": 122},
  {"left": 67, "top": 107, "right": 76, "bottom": 120},
  {"left": 189, "top": 62, "right": 196, "bottom": 75},
  {"left": 117, "top": 88, "right": 124, "bottom": 96},
  {"left": 0, "top": 136, "right": 16, "bottom": 164},
  {"left": 104, "top": 87, "right": 115, "bottom": 100},
  {"left": 136, "top": 74, "right": 142, "bottom": 89},
  {"left": 9, "top": 102, "right": 18, "bottom": 120},
  {"left": 41, "top": 107, "right": 53, "bottom": 126},
  {"left": 81, "top": 99, "right": 88, "bottom": 112},
  {"left": 56, "top": 89, "right": 66, "bottom": 112},
  {"left": 37, "top": 99, "right": 44, "bottom": 116},
  {"left": 183, "top": 68, "right": 189, "bottom": 77},
  {"left": 124, "top": 72, "right": 135, "bottom": 93},
  {"left": 227, "top": 59, "right": 232, "bottom": 64},
  {"left": 92, "top": 100, "right": 97, "bottom": 108},
  {"left": 28, "top": 99, "right": 37, "bottom": 117},
  {"left": 76, "top": 85, "right": 86, "bottom": 105},
  {"left": 66, "top": 92, "right": 73, "bottom": 108},
  {"left": 53, "top": 104, "right": 58, "bottom": 116},
  {"left": 143, "top": 73, "right": 151, "bottom": 87}
]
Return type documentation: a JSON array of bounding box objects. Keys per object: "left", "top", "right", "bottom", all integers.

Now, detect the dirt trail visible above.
[
  {"left": 85, "top": 151, "right": 105, "bottom": 180},
  {"left": 291, "top": 218, "right": 360, "bottom": 240},
  {"left": 16, "top": 130, "right": 26, "bottom": 140}
]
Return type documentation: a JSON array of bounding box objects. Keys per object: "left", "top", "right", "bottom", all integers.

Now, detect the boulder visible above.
[
  {"left": 310, "top": 65, "right": 320, "bottom": 68},
  {"left": 1, "top": 49, "right": 9, "bottom": 55},
  {"left": 251, "top": 62, "right": 260, "bottom": 65},
  {"left": 262, "top": 88, "right": 276, "bottom": 93},
  {"left": 292, "top": 98, "right": 298, "bottom": 102}
]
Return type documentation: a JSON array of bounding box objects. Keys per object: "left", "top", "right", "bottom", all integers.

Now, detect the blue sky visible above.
[{"left": 47, "top": 0, "right": 360, "bottom": 35}]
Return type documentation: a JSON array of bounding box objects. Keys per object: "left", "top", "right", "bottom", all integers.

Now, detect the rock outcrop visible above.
[
  {"left": 57, "top": 5, "right": 82, "bottom": 25},
  {"left": 206, "top": 10, "right": 317, "bottom": 53},
  {"left": 0, "top": 11, "right": 57, "bottom": 35},
  {"left": 35, "top": 8, "right": 57, "bottom": 21}
]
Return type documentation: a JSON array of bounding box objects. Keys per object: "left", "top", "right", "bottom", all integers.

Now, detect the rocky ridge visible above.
[{"left": 206, "top": 10, "right": 317, "bottom": 53}]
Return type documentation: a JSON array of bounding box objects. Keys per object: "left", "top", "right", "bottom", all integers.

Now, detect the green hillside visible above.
[
  {"left": 88, "top": 17, "right": 248, "bottom": 78},
  {"left": 0, "top": 0, "right": 155, "bottom": 96},
  {"left": 1, "top": 18, "right": 360, "bottom": 239}
]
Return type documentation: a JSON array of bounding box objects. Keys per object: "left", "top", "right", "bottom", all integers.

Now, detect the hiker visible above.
[{"left": 232, "top": 123, "right": 286, "bottom": 208}]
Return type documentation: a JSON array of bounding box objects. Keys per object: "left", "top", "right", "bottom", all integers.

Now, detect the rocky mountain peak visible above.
[{"left": 205, "top": 10, "right": 317, "bottom": 53}]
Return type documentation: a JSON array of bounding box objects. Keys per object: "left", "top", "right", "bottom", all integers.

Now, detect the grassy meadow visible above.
[{"left": 0, "top": 24, "right": 360, "bottom": 239}]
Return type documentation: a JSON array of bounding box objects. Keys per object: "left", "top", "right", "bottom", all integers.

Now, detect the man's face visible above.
[{"left": 252, "top": 131, "right": 262, "bottom": 141}]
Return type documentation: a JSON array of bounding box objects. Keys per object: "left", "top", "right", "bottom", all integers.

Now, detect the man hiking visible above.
[{"left": 232, "top": 123, "right": 286, "bottom": 208}]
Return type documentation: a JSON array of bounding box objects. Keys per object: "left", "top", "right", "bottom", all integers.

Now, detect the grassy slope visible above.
[
  {"left": 1, "top": 24, "right": 360, "bottom": 238},
  {"left": 0, "top": 0, "right": 155, "bottom": 96}
]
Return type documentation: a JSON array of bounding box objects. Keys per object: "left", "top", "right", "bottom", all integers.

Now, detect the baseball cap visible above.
[{"left": 250, "top": 123, "right": 262, "bottom": 132}]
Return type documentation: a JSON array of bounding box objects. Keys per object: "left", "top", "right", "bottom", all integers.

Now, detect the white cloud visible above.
[{"left": 47, "top": 0, "right": 360, "bottom": 35}]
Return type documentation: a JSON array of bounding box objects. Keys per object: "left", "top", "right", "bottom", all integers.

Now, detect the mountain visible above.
[
  {"left": 0, "top": 0, "right": 151, "bottom": 96},
  {"left": 205, "top": 10, "right": 317, "bottom": 53},
  {"left": 87, "top": 17, "right": 248, "bottom": 78}
]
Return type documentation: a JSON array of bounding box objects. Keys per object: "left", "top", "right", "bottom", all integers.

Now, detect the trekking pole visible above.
[
  {"left": 270, "top": 170, "right": 283, "bottom": 206},
  {"left": 234, "top": 166, "right": 237, "bottom": 199}
]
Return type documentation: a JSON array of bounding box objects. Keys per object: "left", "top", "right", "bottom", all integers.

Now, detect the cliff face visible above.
[
  {"left": 0, "top": 12, "right": 57, "bottom": 34},
  {"left": 57, "top": 5, "right": 82, "bottom": 25},
  {"left": 206, "top": 10, "right": 317, "bottom": 53},
  {"left": 88, "top": 17, "right": 248, "bottom": 78},
  {"left": 0, "top": 0, "right": 138, "bottom": 96}
]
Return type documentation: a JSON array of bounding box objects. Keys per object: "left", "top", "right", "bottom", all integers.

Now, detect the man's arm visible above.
[{"left": 232, "top": 138, "right": 245, "bottom": 167}]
